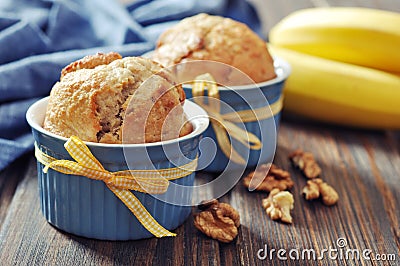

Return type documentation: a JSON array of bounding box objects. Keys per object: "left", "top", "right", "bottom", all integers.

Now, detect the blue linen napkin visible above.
[{"left": 0, "top": 0, "right": 261, "bottom": 171}]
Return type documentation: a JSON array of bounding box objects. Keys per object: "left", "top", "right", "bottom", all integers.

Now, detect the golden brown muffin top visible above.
[
  {"left": 152, "top": 13, "right": 276, "bottom": 84},
  {"left": 44, "top": 52, "right": 190, "bottom": 144}
]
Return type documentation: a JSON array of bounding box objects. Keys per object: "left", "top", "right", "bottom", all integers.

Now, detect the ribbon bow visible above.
[
  {"left": 191, "top": 74, "right": 282, "bottom": 165},
  {"left": 35, "top": 136, "right": 198, "bottom": 238}
]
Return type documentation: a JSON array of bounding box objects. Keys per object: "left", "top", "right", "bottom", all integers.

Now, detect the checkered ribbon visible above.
[
  {"left": 35, "top": 136, "right": 198, "bottom": 238},
  {"left": 191, "top": 74, "right": 283, "bottom": 165}
]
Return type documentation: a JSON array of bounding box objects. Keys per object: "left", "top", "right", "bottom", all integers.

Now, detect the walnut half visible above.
[
  {"left": 194, "top": 199, "right": 240, "bottom": 243},
  {"left": 289, "top": 149, "right": 321, "bottom": 179},
  {"left": 243, "top": 163, "right": 294, "bottom": 192},
  {"left": 262, "top": 188, "right": 294, "bottom": 224},
  {"left": 302, "top": 178, "right": 339, "bottom": 206},
  {"left": 302, "top": 180, "right": 320, "bottom": 200}
]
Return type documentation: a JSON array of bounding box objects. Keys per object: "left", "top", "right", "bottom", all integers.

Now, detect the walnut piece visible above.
[
  {"left": 243, "top": 164, "right": 294, "bottom": 192},
  {"left": 262, "top": 188, "right": 294, "bottom": 224},
  {"left": 194, "top": 199, "right": 240, "bottom": 243},
  {"left": 302, "top": 178, "right": 339, "bottom": 206},
  {"left": 315, "top": 179, "right": 339, "bottom": 206},
  {"left": 302, "top": 180, "right": 320, "bottom": 200},
  {"left": 289, "top": 149, "right": 321, "bottom": 179}
]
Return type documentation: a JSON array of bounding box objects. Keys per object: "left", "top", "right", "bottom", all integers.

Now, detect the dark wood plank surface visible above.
[
  {"left": 1, "top": 1, "right": 400, "bottom": 265},
  {"left": 0, "top": 155, "right": 29, "bottom": 227},
  {"left": 0, "top": 118, "right": 399, "bottom": 265}
]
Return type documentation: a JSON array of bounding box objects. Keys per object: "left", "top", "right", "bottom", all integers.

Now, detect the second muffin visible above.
[{"left": 152, "top": 13, "right": 277, "bottom": 84}]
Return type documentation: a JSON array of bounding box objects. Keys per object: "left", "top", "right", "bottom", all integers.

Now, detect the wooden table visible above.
[{"left": 1, "top": 1, "right": 399, "bottom": 265}]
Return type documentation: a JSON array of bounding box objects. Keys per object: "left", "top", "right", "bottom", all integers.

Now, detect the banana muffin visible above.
[
  {"left": 44, "top": 52, "right": 192, "bottom": 144},
  {"left": 152, "top": 13, "right": 276, "bottom": 84}
]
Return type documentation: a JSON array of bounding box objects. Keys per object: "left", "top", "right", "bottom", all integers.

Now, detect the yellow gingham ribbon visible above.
[
  {"left": 190, "top": 74, "right": 283, "bottom": 165},
  {"left": 35, "top": 136, "right": 198, "bottom": 238}
]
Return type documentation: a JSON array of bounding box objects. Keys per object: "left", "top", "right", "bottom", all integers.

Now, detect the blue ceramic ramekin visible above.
[
  {"left": 26, "top": 97, "right": 209, "bottom": 240},
  {"left": 184, "top": 57, "right": 291, "bottom": 172}
]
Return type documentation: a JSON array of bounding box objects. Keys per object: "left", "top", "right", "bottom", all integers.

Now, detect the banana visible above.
[
  {"left": 269, "top": 8, "right": 400, "bottom": 73},
  {"left": 269, "top": 45, "right": 400, "bottom": 129}
]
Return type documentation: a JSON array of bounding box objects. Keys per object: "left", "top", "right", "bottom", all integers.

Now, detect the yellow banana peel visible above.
[
  {"left": 269, "top": 45, "right": 400, "bottom": 129},
  {"left": 269, "top": 7, "right": 400, "bottom": 72}
]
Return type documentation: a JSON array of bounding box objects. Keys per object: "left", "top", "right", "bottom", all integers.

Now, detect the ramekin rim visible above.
[
  {"left": 26, "top": 97, "right": 210, "bottom": 148},
  {"left": 181, "top": 57, "right": 291, "bottom": 91}
]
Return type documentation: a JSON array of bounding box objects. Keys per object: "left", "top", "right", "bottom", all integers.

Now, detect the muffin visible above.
[
  {"left": 44, "top": 52, "right": 192, "bottom": 144},
  {"left": 152, "top": 13, "right": 276, "bottom": 84},
  {"left": 27, "top": 75, "right": 210, "bottom": 241}
]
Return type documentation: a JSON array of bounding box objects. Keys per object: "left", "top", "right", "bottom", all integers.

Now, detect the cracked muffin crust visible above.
[
  {"left": 44, "top": 52, "right": 192, "bottom": 144},
  {"left": 152, "top": 13, "right": 276, "bottom": 84},
  {"left": 60, "top": 52, "right": 122, "bottom": 79}
]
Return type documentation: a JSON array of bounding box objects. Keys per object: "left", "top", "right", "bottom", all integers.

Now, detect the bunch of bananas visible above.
[{"left": 268, "top": 7, "right": 400, "bottom": 129}]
